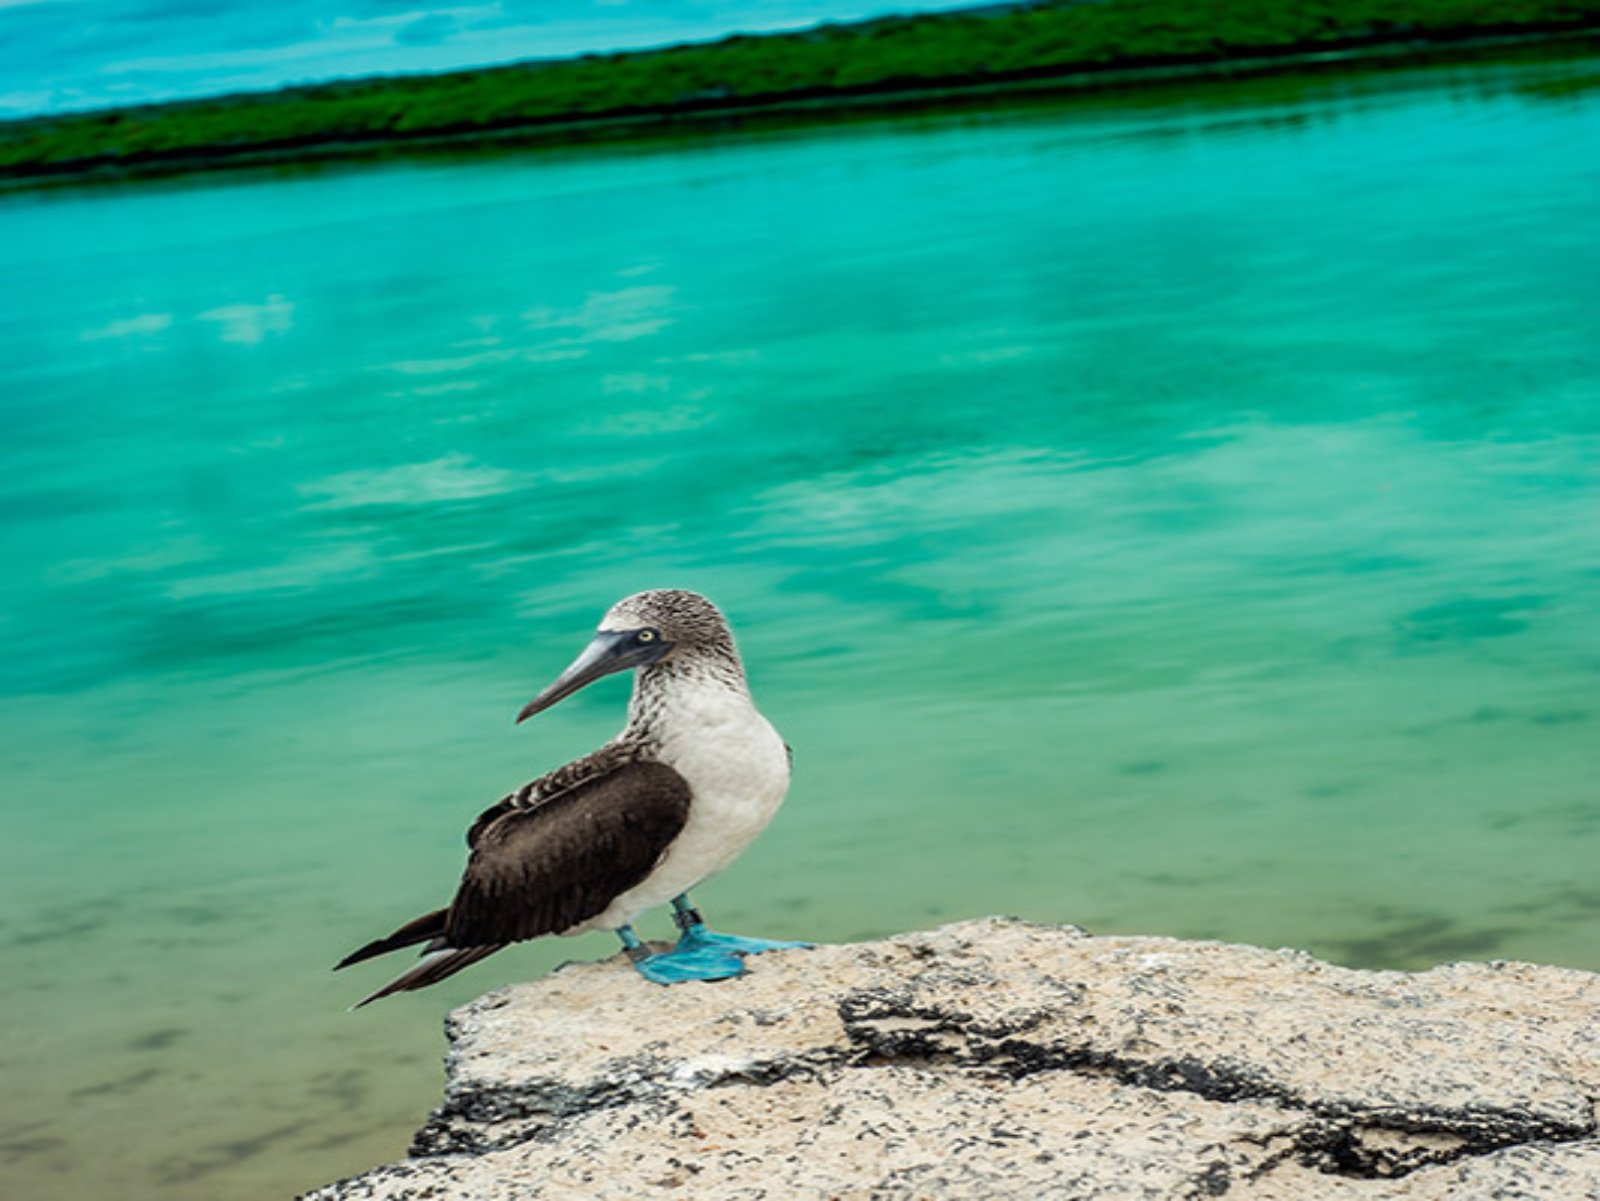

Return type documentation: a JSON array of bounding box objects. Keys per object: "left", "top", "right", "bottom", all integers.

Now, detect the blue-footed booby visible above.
[{"left": 336, "top": 589, "right": 803, "bottom": 1006}]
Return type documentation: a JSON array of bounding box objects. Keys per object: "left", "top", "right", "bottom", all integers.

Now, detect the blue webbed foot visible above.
[
  {"left": 666, "top": 895, "right": 812, "bottom": 962},
  {"left": 677, "top": 926, "right": 813, "bottom": 957},
  {"left": 631, "top": 944, "right": 746, "bottom": 984},
  {"left": 617, "top": 923, "right": 745, "bottom": 985}
]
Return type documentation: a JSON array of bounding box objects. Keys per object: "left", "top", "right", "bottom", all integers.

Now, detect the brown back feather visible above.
[{"left": 444, "top": 758, "right": 691, "bottom": 947}]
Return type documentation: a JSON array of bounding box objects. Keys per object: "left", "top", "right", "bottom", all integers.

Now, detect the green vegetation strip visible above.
[{"left": 4, "top": 0, "right": 1599, "bottom": 182}]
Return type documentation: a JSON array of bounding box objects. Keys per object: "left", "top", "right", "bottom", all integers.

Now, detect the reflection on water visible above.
[{"left": 2, "top": 39, "right": 1599, "bottom": 1201}]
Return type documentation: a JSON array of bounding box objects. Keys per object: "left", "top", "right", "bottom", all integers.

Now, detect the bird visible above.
[{"left": 335, "top": 588, "right": 805, "bottom": 1006}]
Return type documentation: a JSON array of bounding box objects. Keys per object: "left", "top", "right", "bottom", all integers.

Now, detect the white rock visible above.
[{"left": 303, "top": 918, "right": 1600, "bottom": 1200}]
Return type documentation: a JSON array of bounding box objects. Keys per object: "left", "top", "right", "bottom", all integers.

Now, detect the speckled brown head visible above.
[{"left": 515, "top": 590, "right": 741, "bottom": 723}]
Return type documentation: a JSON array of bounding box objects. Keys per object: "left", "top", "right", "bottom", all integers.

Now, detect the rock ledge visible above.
[{"left": 305, "top": 917, "right": 1600, "bottom": 1199}]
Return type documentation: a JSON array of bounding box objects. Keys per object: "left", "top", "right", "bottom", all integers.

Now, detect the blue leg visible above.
[
  {"left": 616, "top": 923, "right": 744, "bottom": 985},
  {"left": 670, "top": 894, "right": 812, "bottom": 957}
]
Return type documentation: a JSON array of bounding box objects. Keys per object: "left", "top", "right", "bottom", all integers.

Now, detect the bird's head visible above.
[{"left": 515, "top": 589, "right": 734, "bottom": 723}]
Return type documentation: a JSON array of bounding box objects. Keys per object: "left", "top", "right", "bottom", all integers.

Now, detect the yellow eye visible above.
[{"left": 637, "top": 630, "right": 656, "bottom": 642}]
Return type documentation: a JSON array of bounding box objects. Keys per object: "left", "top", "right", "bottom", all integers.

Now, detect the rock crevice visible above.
[{"left": 306, "top": 918, "right": 1600, "bottom": 1199}]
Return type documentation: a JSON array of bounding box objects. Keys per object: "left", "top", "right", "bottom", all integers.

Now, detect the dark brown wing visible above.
[
  {"left": 336, "top": 750, "right": 638, "bottom": 969},
  {"left": 465, "top": 798, "right": 513, "bottom": 848},
  {"left": 443, "top": 758, "right": 691, "bottom": 947},
  {"left": 334, "top": 907, "right": 448, "bottom": 970},
  {"left": 347, "top": 944, "right": 502, "bottom": 1008},
  {"left": 463, "top": 743, "right": 643, "bottom": 848}
]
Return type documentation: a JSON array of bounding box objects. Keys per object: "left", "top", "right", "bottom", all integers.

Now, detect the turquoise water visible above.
[{"left": 3, "top": 42, "right": 1599, "bottom": 1200}]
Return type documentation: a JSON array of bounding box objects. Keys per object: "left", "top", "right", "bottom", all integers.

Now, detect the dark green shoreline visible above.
[{"left": 4, "top": 0, "right": 1599, "bottom": 191}]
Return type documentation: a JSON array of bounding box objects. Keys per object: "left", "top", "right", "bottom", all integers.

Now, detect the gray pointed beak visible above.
[{"left": 515, "top": 630, "right": 671, "bottom": 723}]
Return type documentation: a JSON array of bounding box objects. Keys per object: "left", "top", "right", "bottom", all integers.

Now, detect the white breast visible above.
[{"left": 574, "top": 680, "right": 790, "bottom": 932}]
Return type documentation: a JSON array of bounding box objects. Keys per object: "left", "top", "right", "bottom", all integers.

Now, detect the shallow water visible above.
[{"left": 3, "top": 41, "right": 1599, "bottom": 1200}]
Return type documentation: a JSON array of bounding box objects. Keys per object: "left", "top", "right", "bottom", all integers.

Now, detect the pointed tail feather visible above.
[
  {"left": 334, "top": 908, "right": 450, "bottom": 971},
  {"left": 349, "top": 944, "right": 503, "bottom": 1009}
]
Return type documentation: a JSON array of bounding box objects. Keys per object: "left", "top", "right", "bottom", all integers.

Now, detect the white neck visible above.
[{"left": 625, "top": 654, "right": 753, "bottom": 746}]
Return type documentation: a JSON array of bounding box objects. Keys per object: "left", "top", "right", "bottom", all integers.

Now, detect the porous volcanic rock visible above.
[{"left": 304, "top": 917, "right": 1600, "bottom": 1199}]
